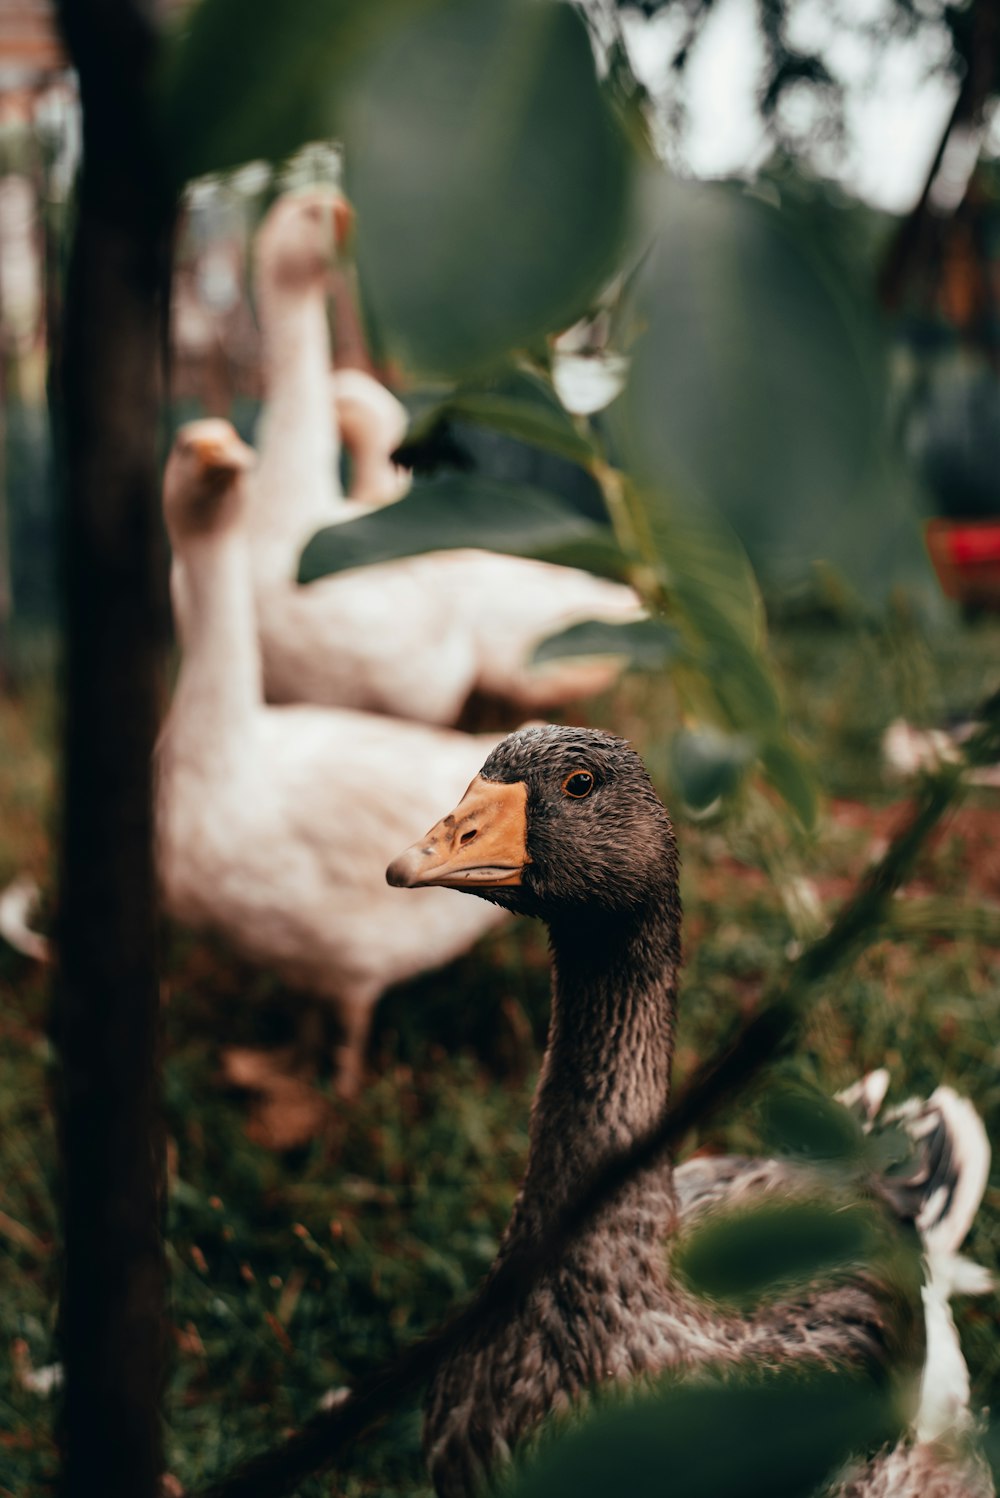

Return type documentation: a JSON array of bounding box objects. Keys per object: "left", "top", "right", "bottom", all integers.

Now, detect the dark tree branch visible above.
[
  {"left": 52, "top": 2, "right": 176, "bottom": 1495},
  {"left": 195, "top": 690, "right": 1000, "bottom": 1498},
  {"left": 0, "top": 341, "right": 10, "bottom": 695}
]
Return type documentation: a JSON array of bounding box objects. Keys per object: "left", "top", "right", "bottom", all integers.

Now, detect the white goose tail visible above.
[{"left": 839, "top": 1072, "right": 993, "bottom": 1444}]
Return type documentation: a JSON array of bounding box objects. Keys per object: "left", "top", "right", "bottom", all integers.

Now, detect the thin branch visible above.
[{"left": 194, "top": 687, "right": 1000, "bottom": 1498}]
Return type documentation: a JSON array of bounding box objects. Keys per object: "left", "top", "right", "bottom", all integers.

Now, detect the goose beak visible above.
[
  {"left": 188, "top": 428, "right": 256, "bottom": 474},
  {"left": 332, "top": 193, "right": 354, "bottom": 248},
  {"left": 387, "top": 777, "right": 529, "bottom": 891}
]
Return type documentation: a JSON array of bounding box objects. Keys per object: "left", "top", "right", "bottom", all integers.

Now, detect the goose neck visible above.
[
  {"left": 251, "top": 281, "right": 345, "bottom": 565},
  {"left": 258, "top": 280, "right": 332, "bottom": 380},
  {"left": 170, "top": 522, "right": 261, "bottom": 738},
  {"left": 511, "top": 898, "right": 681, "bottom": 1241}
]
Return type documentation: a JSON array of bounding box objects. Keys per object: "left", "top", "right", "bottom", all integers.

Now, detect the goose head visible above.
[
  {"left": 254, "top": 187, "right": 352, "bottom": 295},
  {"left": 163, "top": 419, "right": 255, "bottom": 544},
  {"left": 387, "top": 724, "right": 679, "bottom": 921},
  {"left": 332, "top": 368, "right": 412, "bottom": 507}
]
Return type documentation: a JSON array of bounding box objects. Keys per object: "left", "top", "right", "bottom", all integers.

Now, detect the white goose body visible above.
[
  {"left": 157, "top": 420, "right": 508, "bottom": 1099},
  {"left": 247, "top": 188, "right": 640, "bottom": 726}
]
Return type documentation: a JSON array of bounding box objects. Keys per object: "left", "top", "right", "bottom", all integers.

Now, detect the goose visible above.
[
  {"left": 248, "top": 186, "right": 476, "bottom": 726},
  {"left": 248, "top": 187, "right": 641, "bottom": 725},
  {"left": 156, "top": 419, "right": 510, "bottom": 1137},
  {"left": 387, "top": 724, "right": 993, "bottom": 1498}
]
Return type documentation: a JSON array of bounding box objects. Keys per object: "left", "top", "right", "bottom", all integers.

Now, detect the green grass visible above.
[{"left": 2, "top": 616, "right": 1000, "bottom": 1496}]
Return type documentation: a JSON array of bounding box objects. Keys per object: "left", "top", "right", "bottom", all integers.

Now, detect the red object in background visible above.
[{"left": 926, "top": 518, "right": 1000, "bottom": 608}]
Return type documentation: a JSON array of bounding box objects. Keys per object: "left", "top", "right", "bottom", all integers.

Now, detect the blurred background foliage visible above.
[
  {"left": 142, "top": 0, "right": 1000, "bottom": 822},
  {"left": 3, "top": 0, "right": 1000, "bottom": 1493},
  {"left": 4, "top": 0, "right": 1000, "bottom": 823}
]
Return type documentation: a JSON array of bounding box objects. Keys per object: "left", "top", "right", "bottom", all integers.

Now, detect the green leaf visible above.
[
  {"left": 643, "top": 494, "right": 766, "bottom": 651},
  {"left": 759, "top": 738, "right": 818, "bottom": 831},
  {"left": 676, "top": 1200, "right": 878, "bottom": 1309},
  {"left": 618, "top": 178, "right": 891, "bottom": 590},
  {"left": 410, "top": 368, "right": 597, "bottom": 468},
  {"left": 342, "top": 0, "right": 634, "bottom": 375},
  {"left": 503, "top": 1372, "right": 901, "bottom": 1498},
  {"left": 297, "top": 475, "right": 630, "bottom": 582},
  {"left": 638, "top": 496, "right": 783, "bottom": 733},
  {"left": 667, "top": 727, "right": 754, "bottom": 811},
  {"left": 758, "top": 1086, "right": 867, "bottom": 1167},
  {"left": 534, "top": 617, "right": 682, "bottom": 671},
  {"left": 156, "top": 0, "right": 417, "bottom": 184},
  {"left": 700, "top": 631, "right": 783, "bottom": 734}
]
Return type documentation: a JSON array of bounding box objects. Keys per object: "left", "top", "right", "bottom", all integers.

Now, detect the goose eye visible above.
[{"left": 562, "top": 770, "right": 594, "bottom": 799}]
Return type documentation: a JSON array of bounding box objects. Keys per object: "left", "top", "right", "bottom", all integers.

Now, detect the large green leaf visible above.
[
  {"left": 700, "top": 630, "right": 783, "bottom": 734},
  {"left": 534, "top": 617, "right": 683, "bottom": 671},
  {"left": 676, "top": 1200, "right": 879, "bottom": 1309},
  {"left": 503, "top": 1372, "right": 901, "bottom": 1498},
  {"left": 618, "top": 178, "right": 892, "bottom": 590},
  {"left": 646, "top": 497, "right": 766, "bottom": 652},
  {"left": 159, "top": 0, "right": 634, "bottom": 379},
  {"left": 408, "top": 368, "right": 597, "bottom": 468},
  {"left": 298, "top": 476, "right": 631, "bottom": 582},
  {"left": 759, "top": 738, "right": 818, "bottom": 831},
  {"left": 641, "top": 496, "right": 783, "bottom": 734},
  {"left": 342, "top": 0, "right": 634, "bottom": 375},
  {"left": 156, "top": 0, "right": 420, "bottom": 185}
]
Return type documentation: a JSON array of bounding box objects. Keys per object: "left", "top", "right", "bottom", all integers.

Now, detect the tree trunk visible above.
[
  {"left": 0, "top": 188, "right": 11, "bottom": 693},
  {"left": 52, "top": 2, "right": 175, "bottom": 1496},
  {"left": 0, "top": 355, "right": 10, "bottom": 695}
]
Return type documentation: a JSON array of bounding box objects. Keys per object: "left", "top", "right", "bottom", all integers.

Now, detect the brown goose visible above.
[{"left": 387, "top": 725, "right": 992, "bottom": 1498}]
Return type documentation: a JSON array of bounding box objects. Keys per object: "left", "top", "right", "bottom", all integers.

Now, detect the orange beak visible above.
[
  {"left": 188, "top": 429, "right": 255, "bottom": 474},
  {"left": 332, "top": 194, "right": 354, "bottom": 249},
  {"left": 387, "top": 777, "right": 529, "bottom": 891}
]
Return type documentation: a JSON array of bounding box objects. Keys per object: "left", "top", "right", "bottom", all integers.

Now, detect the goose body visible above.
[
  {"left": 247, "top": 188, "right": 641, "bottom": 726},
  {"left": 387, "top": 725, "right": 992, "bottom": 1497},
  {"left": 156, "top": 420, "right": 508, "bottom": 1108}
]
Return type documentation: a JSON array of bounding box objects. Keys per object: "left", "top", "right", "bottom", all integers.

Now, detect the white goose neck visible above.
[
  {"left": 250, "top": 281, "right": 347, "bottom": 579},
  {"left": 170, "top": 524, "right": 261, "bottom": 741}
]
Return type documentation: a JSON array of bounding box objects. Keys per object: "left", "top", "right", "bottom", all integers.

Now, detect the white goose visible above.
[
  {"left": 156, "top": 419, "right": 509, "bottom": 1133},
  {"left": 248, "top": 188, "right": 475, "bottom": 725},
  {"left": 248, "top": 187, "right": 641, "bottom": 726}
]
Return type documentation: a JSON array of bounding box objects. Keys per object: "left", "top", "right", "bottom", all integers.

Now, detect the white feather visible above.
[
  {"left": 0, "top": 874, "right": 50, "bottom": 964},
  {"left": 841, "top": 1073, "right": 994, "bottom": 1448}
]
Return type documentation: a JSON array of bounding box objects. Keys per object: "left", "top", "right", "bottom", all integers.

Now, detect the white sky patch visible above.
[{"left": 622, "top": 0, "right": 960, "bottom": 213}]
